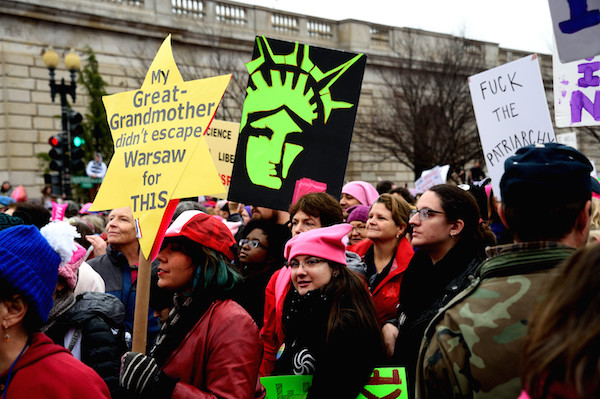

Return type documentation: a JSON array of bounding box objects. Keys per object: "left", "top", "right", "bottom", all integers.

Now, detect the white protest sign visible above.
[
  {"left": 204, "top": 120, "right": 240, "bottom": 196},
  {"left": 556, "top": 131, "right": 578, "bottom": 149},
  {"left": 553, "top": 49, "right": 600, "bottom": 127},
  {"left": 415, "top": 165, "right": 445, "bottom": 193},
  {"left": 469, "top": 54, "right": 555, "bottom": 200},
  {"left": 548, "top": 0, "right": 600, "bottom": 63}
]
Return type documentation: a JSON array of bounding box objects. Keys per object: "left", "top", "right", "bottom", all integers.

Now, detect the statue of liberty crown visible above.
[{"left": 241, "top": 36, "right": 363, "bottom": 128}]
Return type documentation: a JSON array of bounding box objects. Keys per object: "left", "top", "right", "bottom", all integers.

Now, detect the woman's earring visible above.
[{"left": 3, "top": 327, "right": 9, "bottom": 342}]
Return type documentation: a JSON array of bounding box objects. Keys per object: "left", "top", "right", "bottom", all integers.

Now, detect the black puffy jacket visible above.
[{"left": 44, "top": 292, "right": 128, "bottom": 399}]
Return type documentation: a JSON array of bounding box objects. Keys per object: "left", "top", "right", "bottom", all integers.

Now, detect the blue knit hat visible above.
[{"left": 0, "top": 225, "right": 61, "bottom": 325}]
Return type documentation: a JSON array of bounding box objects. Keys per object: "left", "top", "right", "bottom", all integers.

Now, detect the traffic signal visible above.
[
  {"left": 48, "top": 133, "right": 66, "bottom": 171},
  {"left": 43, "top": 173, "right": 62, "bottom": 196},
  {"left": 69, "top": 110, "right": 85, "bottom": 171}
]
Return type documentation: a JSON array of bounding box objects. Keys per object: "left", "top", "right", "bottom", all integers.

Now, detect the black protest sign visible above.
[{"left": 228, "top": 36, "right": 367, "bottom": 211}]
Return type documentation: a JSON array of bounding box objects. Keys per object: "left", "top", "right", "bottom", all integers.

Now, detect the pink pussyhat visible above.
[
  {"left": 485, "top": 184, "right": 493, "bottom": 199},
  {"left": 59, "top": 243, "right": 86, "bottom": 289},
  {"left": 342, "top": 181, "right": 379, "bottom": 206},
  {"left": 285, "top": 224, "right": 353, "bottom": 265}
]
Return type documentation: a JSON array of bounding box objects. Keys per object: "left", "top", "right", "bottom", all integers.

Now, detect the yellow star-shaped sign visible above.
[{"left": 90, "top": 35, "right": 229, "bottom": 257}]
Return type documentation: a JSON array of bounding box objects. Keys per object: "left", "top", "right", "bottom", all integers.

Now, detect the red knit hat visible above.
[
  {"left": 285, "top": 224, "right": 352, "bottom": 265},
  {"left": 164, "top": 211, "right": 236, "bottom": 261}
]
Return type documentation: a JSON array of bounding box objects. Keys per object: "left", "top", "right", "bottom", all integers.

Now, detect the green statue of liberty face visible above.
[
  {"left": 240, "top": 37, "right": 362, "bottom": 190},
  {"left": 246, "top": 108, "right": 304, "bottom": 190}
]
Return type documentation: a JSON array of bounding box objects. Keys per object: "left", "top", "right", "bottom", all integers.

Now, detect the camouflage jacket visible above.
[{"left": 415, "top": 241, "right": 575, "bottom": 399}]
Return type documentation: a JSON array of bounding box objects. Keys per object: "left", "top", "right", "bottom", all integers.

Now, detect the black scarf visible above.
[
  {"left": 149, "top": 288, "right": 217, "bottom": 368},
  {"left": 274, "top": 288, "right": 331, "bottom": 376},
  {"left": 399, "top": 239, "right": 480, "bottom": 320}
]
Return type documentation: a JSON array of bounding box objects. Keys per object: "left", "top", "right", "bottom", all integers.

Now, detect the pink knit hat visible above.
[
  {"left": 285, "top": 224, "right": 352, "bottom": 265},
  {"left": 59, "top": 243, "right": 86, "bottom": 289},
  {"left": 342, "top": 181, "right": 379, "bottom": 206}
]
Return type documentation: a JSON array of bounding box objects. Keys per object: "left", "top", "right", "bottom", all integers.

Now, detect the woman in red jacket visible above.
[
  {"left": 119, "top": 211, "right": 264, "bottom": 399},
  {"left": 348, "top": 194, "right": 414, "bottom": 327}
]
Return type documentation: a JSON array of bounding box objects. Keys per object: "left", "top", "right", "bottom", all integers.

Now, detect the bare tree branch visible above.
[
  {"left": 122, "top": 37, "right": 251, "bottom": 123},
  {"left": 356, "top": 32, "right": 487, "bottom": 180},
  {"left": 578, "top": 125, "right": 600, "bottom": 144}
]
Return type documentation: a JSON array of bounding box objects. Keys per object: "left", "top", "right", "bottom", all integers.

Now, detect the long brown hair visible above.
[
  {"left": 323, "top": 262, "right": 384, "bottom": 349},
  {"left": 522, "top": 243, "right": 600, "bottom": 398},
  {"left": 429, "top": 184, "right": 495, "bottom": 253}
]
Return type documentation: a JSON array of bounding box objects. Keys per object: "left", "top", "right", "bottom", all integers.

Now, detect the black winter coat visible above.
[
  {"left": 274, "top": 288, "right": 384, "bottom": 399},
  {"left": 44, "top": 292, "right": 128, "bottom": 399},
  {"left": 391, "top": 240, "right": 483, "bottom": 397}
]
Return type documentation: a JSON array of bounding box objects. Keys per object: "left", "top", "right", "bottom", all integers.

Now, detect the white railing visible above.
[
  {"left": 171, "top": 0, "right": 204, "bottom": 18},
  {"left": 271, "top": 13, "right": 299, "bottom": 34},
  {"left": 307, "top": 20, "right": 332, "bottom": 39},
  {"left": 98, "top": 0, "right": 144, "bottom": 6},
  {"left": 215, "top": 2, "right": 247, "bottom": 25}
]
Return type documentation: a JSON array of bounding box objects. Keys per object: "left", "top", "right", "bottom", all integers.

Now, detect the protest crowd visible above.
[
  {"left": 3, "top": 8, "right": 600, "bottom": 396},
  {"left": 1, "top": 141, "right": 600, "bottom": 399}
]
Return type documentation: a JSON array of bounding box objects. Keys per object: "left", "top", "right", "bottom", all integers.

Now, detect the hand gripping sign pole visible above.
[{"left": 90, "top": 35, "right": 229, "bottom": 352}]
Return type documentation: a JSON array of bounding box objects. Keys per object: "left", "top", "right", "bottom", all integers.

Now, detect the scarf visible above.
[
  {"left": 149, "top": 288, "right": 218, "bottom": 368},
  {"left": 275, "top": 288, "right": 331, "bottom": 376},
  {"left": 42, "top": 291, "right": 76, "bottom": 333}
]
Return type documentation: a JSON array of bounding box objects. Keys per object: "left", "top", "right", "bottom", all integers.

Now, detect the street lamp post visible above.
[{"left": 43, "top": 47, "right": 81, "bottom": 199}]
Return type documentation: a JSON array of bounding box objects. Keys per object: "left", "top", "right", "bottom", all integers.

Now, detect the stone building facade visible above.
[{"left": 0, "top": 0, "right": 596, "bottom": 200}]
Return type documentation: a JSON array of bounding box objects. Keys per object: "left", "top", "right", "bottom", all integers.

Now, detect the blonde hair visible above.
[{"left": 372, "top": 193, "right": 411, "bottom": 229}]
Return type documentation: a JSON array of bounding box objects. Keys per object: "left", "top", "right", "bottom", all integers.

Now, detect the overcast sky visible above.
[{"left": 235, "top": 0, "right": 555, "bottom": 54}]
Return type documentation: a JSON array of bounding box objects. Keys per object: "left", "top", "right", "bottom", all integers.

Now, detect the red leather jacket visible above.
[
  {"left": 348, "top": 237, "right": 414, "bottom": 325},
  {"left": 161, "top": 299, "right": 265, "bottom": 399}
]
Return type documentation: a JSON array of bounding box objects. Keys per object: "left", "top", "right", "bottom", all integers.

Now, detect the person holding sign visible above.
[
  {"left": 119, "top": 211, "right": 264, "bottom": 398},
  {"left": 273, "top": 224, "right": 384, "bottom": 398},
  {"left": 386, "top": 184, "right": 493, "bottom": 396}
]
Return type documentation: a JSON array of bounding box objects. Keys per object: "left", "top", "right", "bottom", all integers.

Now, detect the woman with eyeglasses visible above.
[
  {"left": 234, "top": 219, "right": 291, "bottom": 327},
  {"left": 273, "top": 224, "right": 384, "bottom": 398},
  {"left": 346, "top": 204, "right": 370, "bottom": 245},
  {"left": 386, "top": 184, "right": 495, "bottom": 397},
  {"left": 348, "top": 193, "right": 415, "bottom": 329},
  {"left": 260, "top": 192, "right": 354, "bottom": 377},
  {"left": 118, "top": 211, "right": 264, "bottom": 398}
]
